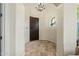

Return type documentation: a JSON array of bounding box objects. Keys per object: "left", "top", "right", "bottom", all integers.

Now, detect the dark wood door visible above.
[{"left": 30, "top": 16, "right": 39, "bottom": 41}]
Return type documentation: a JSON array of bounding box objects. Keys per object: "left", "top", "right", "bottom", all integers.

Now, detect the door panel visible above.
[{"left": 30, "top": 16, "right": 39, "bottom": 41}]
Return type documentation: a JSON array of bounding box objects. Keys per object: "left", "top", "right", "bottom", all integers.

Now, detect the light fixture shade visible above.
[{"left": 35, "top": 3, "right": 45, "bottom": 12}]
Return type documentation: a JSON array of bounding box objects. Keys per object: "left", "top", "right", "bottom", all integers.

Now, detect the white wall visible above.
[
  {"left": 56, "top": 3, "right": 77, "bottom": 56},
  {"left": 25, "top": 3, "right": 57, "bottom": 43},
  {"left": 4, "top": 4, "right": 11, "bottom": 56},
  {"left": 10, "top": 4, "right": 16, "bottom": 56},
  {"left": 4, "top": 3, "right": 26, "bottom": 56},
  {"left": 63, "top": 3, "right": 77, "bottom": 55},
  {"left": 3, "top": 3, "right": 26, "bottom": 56},
  {"left": 4, "top": 4, "right": 16, "bottom": 56},
  {"left": 15, "top": 4, "right": 25, "bottom": 56},
  {"left": 43, "top": 4, "right": 57, "bottom": 43},
  {"left": 56, "top": 4, "right": 64, "bottom": 55},
  {"left": 3, "top": 3, "right": 25, "bottom": 56}
]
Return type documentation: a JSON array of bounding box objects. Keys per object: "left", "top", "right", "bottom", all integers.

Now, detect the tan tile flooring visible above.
[{"left": 25, "top": 40, "right": 56, "bottom": 56}]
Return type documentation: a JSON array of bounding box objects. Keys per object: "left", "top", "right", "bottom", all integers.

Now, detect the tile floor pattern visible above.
[{"left": 25, "top": 40, "right": 56, "bottom": 56}]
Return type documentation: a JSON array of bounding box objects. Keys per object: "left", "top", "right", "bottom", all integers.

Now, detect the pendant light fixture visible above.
[{"left": 35, "top": 3, "right": 45, "bottom": 12}]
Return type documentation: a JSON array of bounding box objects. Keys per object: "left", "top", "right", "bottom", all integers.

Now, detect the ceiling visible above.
[{"left": 24, "top": 3, "right": 62, "bottom": 8}]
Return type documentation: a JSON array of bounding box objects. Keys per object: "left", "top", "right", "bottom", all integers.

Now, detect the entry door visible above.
[{"left": 30, "top": 16, "right": 39, "bottom": 41}]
